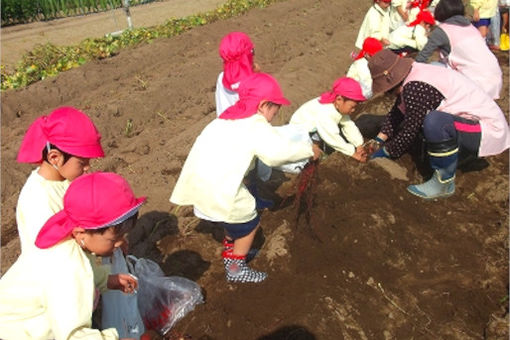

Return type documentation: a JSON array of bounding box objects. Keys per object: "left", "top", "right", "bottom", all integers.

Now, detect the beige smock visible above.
[
  {"left": 0, "top": 239, "right": 118, "bottom": 340},
  {"left": 355, "top": 3, "right": 391, "bottom": 49},
  {"left": 289, "top": 97, "right": 364, "bottom": 156},
  {"left": 170, "top": 114, "right": 313, "bottom": 223},
  {"left": 16, "top": 169, "right": 69, "bottom": 254}
]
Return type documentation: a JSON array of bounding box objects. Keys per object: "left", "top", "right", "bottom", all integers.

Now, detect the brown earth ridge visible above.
[{"left": 1, "top": 0, "right": 509, "bottom": 339}]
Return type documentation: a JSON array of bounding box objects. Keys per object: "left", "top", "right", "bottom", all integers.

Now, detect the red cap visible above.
[
  {"left": 219, "top": 72, "right": 290, "bottom": 120},
  {"left": 219, "top": 32, "right": 255, "bottom": 91},
  {"left": 353, "top": 37, "right": 384, "bottom": 60},
  {"left": 408, "top": 10, "right": 435, "bottom": 26},
  {"left": 17, "top": 107, "right": 104, "bottom": 163},
  {"left": 319, "top": 77, "right": 366, "bottom": 103},
  {"left": 35, "top": 172, "right": 146, "bottom": 249}
]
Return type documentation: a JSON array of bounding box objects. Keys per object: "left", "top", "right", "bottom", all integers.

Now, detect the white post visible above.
[{"left": 123, "top": 0, "right": 133, "bottom": 30}]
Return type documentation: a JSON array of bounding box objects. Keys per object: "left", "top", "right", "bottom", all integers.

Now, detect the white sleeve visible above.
[
  {"left": 215, "top": 72, "right": 239, "bottom": 116},
  {"left": 253, "top": 122, "right": 313, "bottom": 167},
  {"left": 316, "top": 113, "right": 357, "bottom": 156},
  {"left": 415, "top": 27, "right": 429, "bottom": 51},
  {"left": 339, "top": 115, "right": 364, "bottom": 148}
]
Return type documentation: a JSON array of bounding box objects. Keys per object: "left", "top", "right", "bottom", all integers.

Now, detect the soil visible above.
[
  {"left": 0, "top": 0, "right": 225, "bottom": 70},
  {"left": 1, "top": 0, "right": 509, "bottom": 339}
]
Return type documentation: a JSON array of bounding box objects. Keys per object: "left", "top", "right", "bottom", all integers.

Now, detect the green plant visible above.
[
  {"left": 124, "top": 118, "right": 133, "bottom": 136},
  {"left": 1, "top": 0, "right": 282, "bottom": 91}
]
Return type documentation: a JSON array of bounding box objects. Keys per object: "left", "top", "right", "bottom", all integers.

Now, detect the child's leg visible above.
[
  {"left": 222, "top": 218, "right": 267, "bottom": 283},
  {"left": 232, "top": 224, "right": 259, "bottom": 256},
  {"left": 503, "top": 8, "right": 509, "bottom": 33},
  {"left": 478, "top": 24, "right": 489, "bottom": 38}
]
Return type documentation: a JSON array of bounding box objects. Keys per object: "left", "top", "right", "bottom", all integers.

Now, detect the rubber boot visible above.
[
  {"left": 222, "top": 251, "right": 267, "bottom": 283},
  {"left": 407, "top": 139, "right": 458, "bottom": 199}
]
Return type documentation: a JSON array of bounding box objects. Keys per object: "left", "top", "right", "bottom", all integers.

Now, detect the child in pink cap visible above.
[
  {"left": 289, "top": 77, "right": 369, "bottom": 162},
  {"left": 171, "top": 73, "right": 319, "bottom": 283},
  {"left": 215, "top": 31, "right": 273, "bottom": 210},
  {"left": 215, "top": 31, "right": 258, "bottom": 117},
  {"left": 347, "top": 37, "right": 384, "bottom": 99},
  {"left": 388, "top": 9, "right": 436, "bottom": 53},
  {"left": 0, "top": 172, "right": 144, "bottom": 340},
  {"left": 16, "top": 106, "right": 105, "bottom": 255}
]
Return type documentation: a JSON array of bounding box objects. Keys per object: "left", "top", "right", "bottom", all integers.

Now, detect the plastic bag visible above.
[
  {"left": 126, "top": 255, "right": 204, "bottom": 336},
  {"left": 101, "top": 248, "right": 145, "bottom": 339}
]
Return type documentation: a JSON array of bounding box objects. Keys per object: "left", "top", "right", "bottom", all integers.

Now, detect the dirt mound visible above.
[{"left": 1, "top": 0, "right": 508, "bottom": 338}]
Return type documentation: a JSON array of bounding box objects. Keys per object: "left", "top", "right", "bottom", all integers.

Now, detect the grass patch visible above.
[{"left": 1, "top": 0, "right": 279, "bottom": 91}]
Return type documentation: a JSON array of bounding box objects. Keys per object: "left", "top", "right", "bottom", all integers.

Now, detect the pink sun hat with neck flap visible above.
[
  {"left": 17, "top": 106, "right": 105, "bottom": 163},
  {"left": 219, "top": 72, "right": 291, "bottom": 120},
  {"left": 35, "top": 172, "right": 146, "bottom": 249},
  {"left": 319, "top": 77, "right": 366, "bottom": 103},
  {"left": 219, "top": 31, "right": 255, "bottom": 91}
]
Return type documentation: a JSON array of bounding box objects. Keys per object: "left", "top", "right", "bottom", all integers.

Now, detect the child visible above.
[
  {"left": 215, "top": 31, "right": 257, "bottom": 117},
  {"left": 389, "top": 0, "right": 410, "bottom": 31},
  {"left": 471, "top": 0, "right": 499, "bottom": 38},
  {"left": 388, "top": 10, "right": 436, "bottom": 53},
  {"left": 289, "top": 77, "right": 368, "bottom": 163},
  {"left": 347, "top": 37, "right": 384, "bottom": 99},
  {"left": 355, "top": 0, "right": 392, "bottom": 49},
  {"left": 366, "top": 50, "right": 509, "bottom": 199},
  {"left": 499, "top": 0, "right": 510, "bottom": 50},
  {"left": 215, "top": 31, "right": 273, "bottom": 209},
  {"left": 170, "top": 73, "right": 318, "bottom": 283},
  {"left": 415, "top": 0, "right": 502, "bottom": 99},
  {"left": 0, "top": 172, "right": 144, "bottom": 339},
  {"left": 16, "top": 106, "right": 104, "bottom": 254}
]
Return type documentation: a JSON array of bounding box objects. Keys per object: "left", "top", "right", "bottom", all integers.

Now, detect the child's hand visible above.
[
  {"left": 107, "top": 273, "right": 138, "bottom": 294},
  {"left": 352, "top": 146, "right": 368, "bottom": 163},
  {"left": 311, "top": 143, "right": 323, "bottom": 160},
  {"left": 381, "top": 38, "right": 390, "bottom": 46}
]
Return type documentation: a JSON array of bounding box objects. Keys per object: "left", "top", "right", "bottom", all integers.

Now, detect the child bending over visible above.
[
  {"left": 289, "top": 77, "right": 368, "bottom": 162},
  {"left": 170, "top": 73, "right": 319, "bottom": 283}
]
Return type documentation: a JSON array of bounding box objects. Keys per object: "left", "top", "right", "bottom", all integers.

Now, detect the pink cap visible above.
[
  {"left": 408, "top": 10, "right": 435, "bottom": 27},
  {"left": 219, "top": 32, "right": 255, "bottom": 91},
  {"left": 353, "top": 37, "right": 384, "bottom": 60},
  {"left": 17, "top": 107, "right": 104, "bottom": 163},
  {"left": 35, "top": 172, "right": 146, "bottom": 249},
  {"left": 219, "top": 72, "right": 291, "bottom": 120},
  {"left": 319, "top": 77, "right": 366, "bottom": 103}
]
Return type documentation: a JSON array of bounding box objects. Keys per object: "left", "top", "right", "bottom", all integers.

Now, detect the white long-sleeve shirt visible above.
[
  {"left": 289, "top": 97, "right": 364, "bottom": 156},
  {"left": 16, "top": 169, "right": 69, "bottom": 254},
  {"left": 170, "top": 114, "right": 313, "bottom": 223},
  {"left": 388, "top": 24, "right": 429, "bottom": 50},
  {"left": 0, "top": 239, "right": 118, "bottom": 340},
  {"left": 355, "top": 4, "right": 391, "bottom": 49},
  {"left": 215, "top": 72, "right": 239, "bottom": 117},
  {"left": 389, "top": 0, "right": 408, "bottom": 31},
  {"left": 346, "top": 58, "right": 373, "bottom": 99}
]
